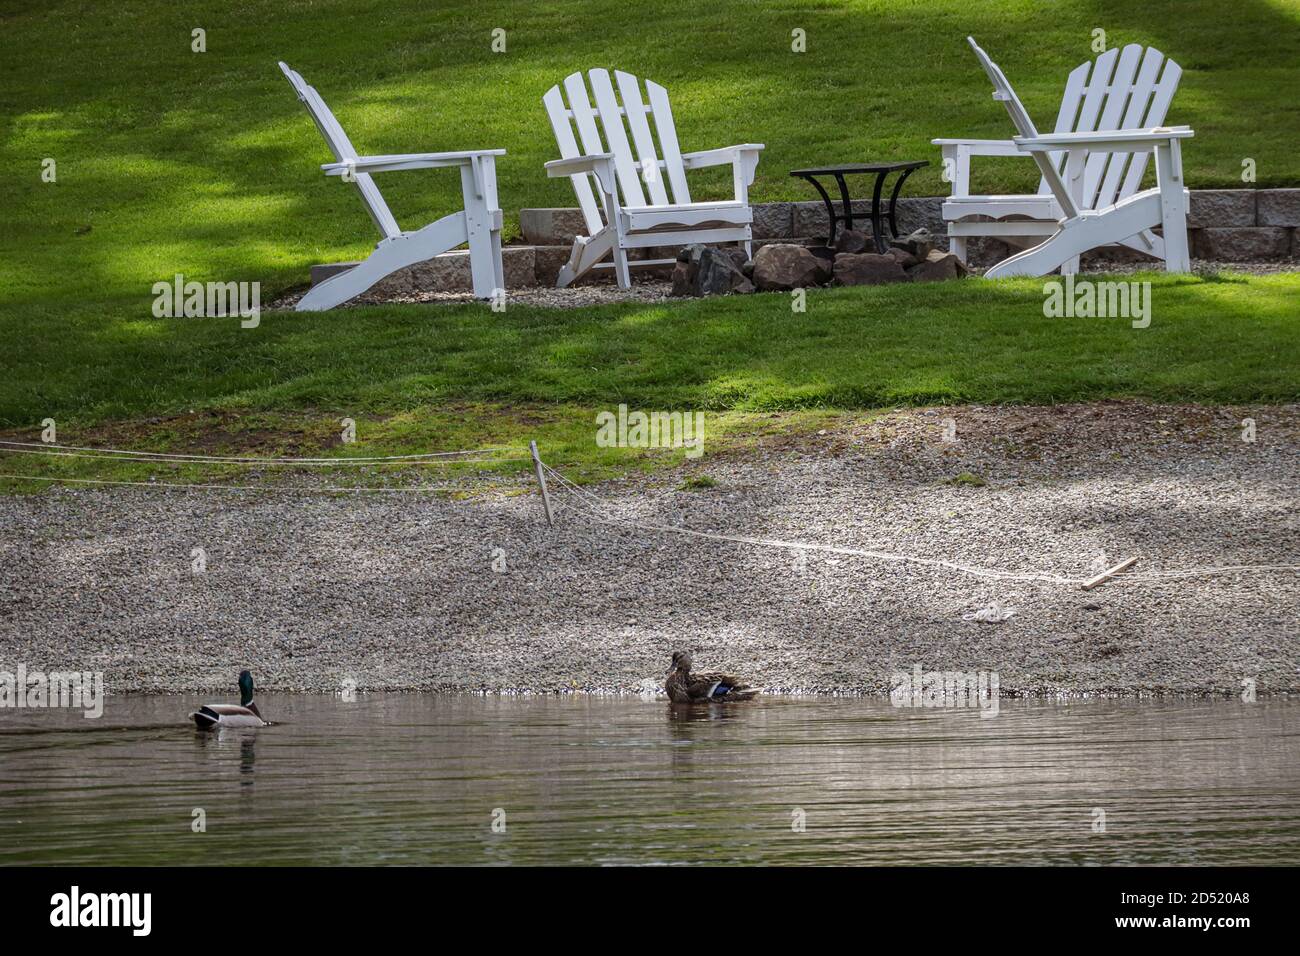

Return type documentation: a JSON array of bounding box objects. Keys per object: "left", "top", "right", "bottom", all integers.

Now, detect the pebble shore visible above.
[{"left": 1, "top": 402, "right": 1296, "bottom": 697}]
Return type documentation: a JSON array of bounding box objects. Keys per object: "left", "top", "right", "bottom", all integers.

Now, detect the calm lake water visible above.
[{"left": 1, "top": 696, "right": 1297, "bottom": 865}]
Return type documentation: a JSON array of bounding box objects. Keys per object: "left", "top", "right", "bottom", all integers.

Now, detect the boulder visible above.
[
  {"left": 670, "top": 244, "right": 703, "bottom": 296},
  {"left": 807, "top": 245, "right": 836, "bottom": 283},
  {"left": 833, "top": 229, "right": 872, "bottom": 255},
  {"left": 890, "top": 227, "right": 936, "bottom": 259},
  {"left": 832, "top": 253, "right": 907, "bottom": 285},
  {"left": 752, "top": 243, "right": 825, "bottom": 291},
  {"left": 907, "top": 250, "right": 963, "bottom": 282},
  {"left": 672, "top": 244, "right": 754, "bottom": 296},
  {"left": 696, "top": 245, "right": 752, "bottom": 295},
  {"left": 885, "top": 246, "right": 919, "bottom": 269}
]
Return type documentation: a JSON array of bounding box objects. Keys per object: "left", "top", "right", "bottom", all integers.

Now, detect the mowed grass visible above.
[
  {"left": 2, "top": 0, "right": 1299, "bottom": 305},
  {"left": 1, "top": 272, "right": 1296, "bottom": 490}
]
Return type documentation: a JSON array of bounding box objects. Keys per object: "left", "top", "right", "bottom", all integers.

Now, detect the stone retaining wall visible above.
[{"left": 315, "top": 189, "right": 1299, "bottom": 293}]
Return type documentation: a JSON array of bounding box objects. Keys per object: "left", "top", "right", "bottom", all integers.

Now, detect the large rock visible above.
[
  {"left": 1257, "top": 189, "right": 1300, "bottom": 227},
  {"left": 696, "top": 246, "right": 753, "bottom": 295},
  {"left": 833, "top": 229, "right": 873, "bottom": 255},
  {"left": 890, "top": 227, "right": 936, "bottom": 259},
  {"left": 832, "top": 253, "right": 906, "bottom": 285},
  {"left": 907, "top": 250, "right": 964, "bottom": 282},
  {"left": 1195, "top": 227, "right": 1291, "bottom": 261},
  {"left": 670, "top": 244, "right": 704, "bottom": 296},
  {"left": 885, "top": 246, "right": 918, "bottom": 269},
  {"left": 673, "top": 244, "right": 753, "bottom": 296},
  {"left": 1187, "top": 190, "right": 1256, "bottom": 229},
  {"left": 752, "top": 243, "right": 826, "bottom": 290},
  {"left": 807, "top": 245, "right": 835, "bottom": 284}
]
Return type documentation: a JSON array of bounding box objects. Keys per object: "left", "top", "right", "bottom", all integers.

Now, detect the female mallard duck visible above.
[
  {"left": 664, "top": 651, "right": 759, "bottom": 703},
  {"left": 190, "top": 670, "right": 267, "bottom": 729}
]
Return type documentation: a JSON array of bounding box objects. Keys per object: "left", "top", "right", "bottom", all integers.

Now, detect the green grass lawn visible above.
[
  {"left": 2, "top": 0, "right": 1299, "bottom": 305},
  {"left": 2, "top": 272, "right": 1296, "bottom": 490},
  {"left": 0, "top": 2, "right": 1297, "bottom": 490}
]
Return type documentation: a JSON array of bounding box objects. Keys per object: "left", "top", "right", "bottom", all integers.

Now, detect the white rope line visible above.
[
  {"left": 0, "top": 473, "right": 455, "bottom": 495},
  {"left": 542, "top": 463, "right": 1082, "bottom": 584},
  {"left": 1, "top": 448, "right": 528, "bottom": 466},
  {"left": 0, "top": 439, "right": 518, "bottom": 463},
  {"left": 541, "top": 462, "right": 1300, "bottom": 588}
]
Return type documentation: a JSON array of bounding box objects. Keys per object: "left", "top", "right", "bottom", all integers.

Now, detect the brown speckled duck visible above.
[{"left": 664, "top": 651, "right": 759, "bottom": 703}]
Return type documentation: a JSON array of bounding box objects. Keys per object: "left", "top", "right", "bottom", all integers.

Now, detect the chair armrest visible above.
[
  {"left": 543, "top": 153, "right": 615, "bottom": 177},
  {"left": 545, "top": 153, "right": 618, "bottom": 197},
  {"left": 1013, "top": 127, "right": 1194, "bottom": 152},
  {"left": 680, "top": 144, "right": 765, "bottom": 169},
  {"left": 681, "top": 145, "right": 764, "bottom": 202},
  {"left": 322, "top": 150, "right": 505, "bottom": 176},
  {"left": 931, "top": 137, "right": 1021, "bottom": 156}
]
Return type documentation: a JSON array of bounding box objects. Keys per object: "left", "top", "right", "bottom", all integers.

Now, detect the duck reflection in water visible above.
[{"left": 193, "top": 725, "right": 259, "bottom": 787}]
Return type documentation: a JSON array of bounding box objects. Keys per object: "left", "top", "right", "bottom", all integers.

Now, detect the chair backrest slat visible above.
[
  {"left": 614, "top": 70, "right": 670, "bottom": 206},
  {"left": 278, "top": 62, "right": 401, "bottom": 240},
  {"left": 587, "top": 69, "right": 647, "bottom": 208},
  {"left": 1041, "top": 60, "right": 1092, "bottom": 193},
  {"left": 544, "top": 69, "right": 692, "bottom": 216},
  {"left": 645, "top": 80, "right": 691, "bottom": 205},
  {"left": 543, "top": 84, "right": 604, "bottom": 235},
  {"left": 1119, "top": 53, "right": 1181, "bottom": 199},
  {"left": 1078, "top": 44, "right": 1144, "bottom": 206},
  {"left": 1093, "top": 46, "right": 1165, "bottom": 208},
  {"left": 1034, "top": 44, "right": 1182, "bottom": 207},
  {"left": 967, "top": 38, "right": 1079, "bottom": 218}
]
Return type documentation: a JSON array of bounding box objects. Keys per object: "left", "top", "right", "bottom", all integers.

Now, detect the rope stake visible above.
[{"left": 529, "top": 441, "right": 554, "bottom": 527}]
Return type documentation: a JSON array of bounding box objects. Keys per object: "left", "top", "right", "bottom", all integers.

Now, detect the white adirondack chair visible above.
[
  {"left": 934, "top": 39, "right": 1190, "bottom": 275},
  {"left": 279, "top": 63, "right": 506, "bottom": 309},
  {"left": 542, "top": 69, "right": 763, "bottom": 288}
]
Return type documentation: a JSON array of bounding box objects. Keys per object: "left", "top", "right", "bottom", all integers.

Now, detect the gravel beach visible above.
[{"left": 2, "top": 402, "right": 1296, "bottom": 697}]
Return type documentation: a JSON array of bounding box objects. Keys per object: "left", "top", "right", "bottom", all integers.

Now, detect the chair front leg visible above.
[
  {"left": 941, "top": 144, "right": 972, "bottom": 263},
  {"left": 1154, "top": 140, "right": 1191, "bottom": 272},
  {"left": 460, "top": 157, "right": 504, "bottom": 299},
  {"left": 589, "top": 158, "right": 631, "bottom": 288}
]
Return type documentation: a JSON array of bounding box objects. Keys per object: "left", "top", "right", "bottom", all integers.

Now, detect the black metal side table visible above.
[{"left": 789, "top": 161, "right": 929, "bottom": 253}]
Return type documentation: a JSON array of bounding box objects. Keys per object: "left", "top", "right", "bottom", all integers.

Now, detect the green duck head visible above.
[{"left": 238, "top": 670, "right": 254, "bottom": 707}]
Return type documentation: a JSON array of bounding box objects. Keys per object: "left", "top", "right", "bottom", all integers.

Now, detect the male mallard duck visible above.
[
  {"left": 664, "top": 651, "right": 759, "bottom": 703},
  {"left": 190, "top": 670, "right": 267, "bottom": 729}
]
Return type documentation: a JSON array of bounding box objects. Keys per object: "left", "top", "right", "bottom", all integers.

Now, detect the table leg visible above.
[
  {"left": 798, "top": 174, "right": 838, "bottom": 247},
  {"left": 833, "top": 173, "right": 854, "bottom": 244},
  {"left": 870, "top": 171, "right": 888, "bottom": 254},
  {"left": 887, "top": 166, "right": 918, "bottom": 241}
]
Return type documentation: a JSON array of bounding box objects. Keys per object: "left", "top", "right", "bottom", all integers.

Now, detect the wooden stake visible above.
[
  {"left": 1081, "top": 556, "right": 1138, "bottom": 590},
  {"left": 529, "top": 440, "right": 553, "bottom": 527}
]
